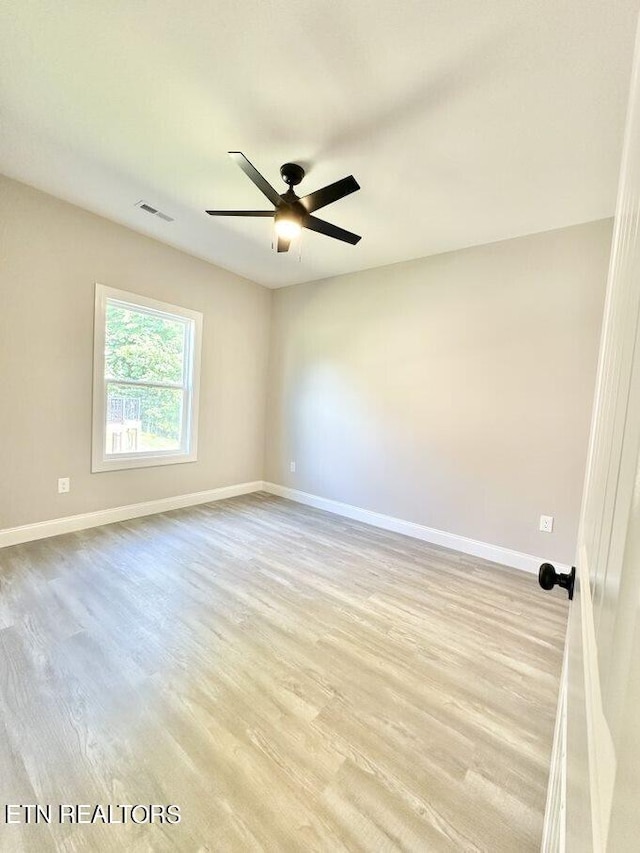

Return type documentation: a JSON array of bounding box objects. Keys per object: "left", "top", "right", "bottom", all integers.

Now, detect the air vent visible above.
[{"left": 134, "top": 200, "right": 174, "bottom": 222}]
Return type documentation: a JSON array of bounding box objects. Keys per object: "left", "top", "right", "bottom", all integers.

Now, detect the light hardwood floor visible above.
[{"left": 0, "top": 493, "right": 567, "bottom": 852}]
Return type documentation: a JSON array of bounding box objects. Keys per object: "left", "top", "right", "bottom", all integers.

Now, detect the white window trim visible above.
[{"left": 92, "top": 283, "right": 203, "bottom": 473}]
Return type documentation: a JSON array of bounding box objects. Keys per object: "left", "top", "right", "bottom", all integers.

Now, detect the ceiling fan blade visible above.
[
  {"left": 304, "top": 215, "right": 361, "bottom": 245},
  {"left": 229, "top": 152, "right": 282, "bottom": 207},
  {"left": 299, "top": 175, "right": 360, "bottom": 213},
  {"left": 277, "top": 236, "right": 291, "bottom": 253},
  {"left": 206, "top": 210, "right": 273, "bottom": 216}
]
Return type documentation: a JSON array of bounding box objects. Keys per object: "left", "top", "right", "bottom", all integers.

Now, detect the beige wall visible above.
[
  {"left": 265, "top": 221, "right": 612, "bottom": 564},
  {"left": 0, "top": 175, "right": 271, "bottom": 528}
]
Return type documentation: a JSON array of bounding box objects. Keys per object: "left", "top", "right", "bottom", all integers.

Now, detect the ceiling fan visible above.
[{"left": 206, "top": 152, "right": 361, "bottom": 253}]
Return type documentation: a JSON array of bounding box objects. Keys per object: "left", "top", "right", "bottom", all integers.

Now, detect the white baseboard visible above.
[
  {"left": 263, "top": 482, "right": 569, "bottom": 575},
  {"left": 0, "top": 481, "right": 264, "bottom": 548},
  {"left": 1, "top": 479, "right": 569, "bottom": 577}
]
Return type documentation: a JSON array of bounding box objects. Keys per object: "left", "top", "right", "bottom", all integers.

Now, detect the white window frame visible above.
[{"left": 92, "top": 283, "right": 202, "bottom": 472}]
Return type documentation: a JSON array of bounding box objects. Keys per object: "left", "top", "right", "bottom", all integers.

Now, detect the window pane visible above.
[
  {"left": 105, "top": 383, "right": 184, "bottom": 455},
  {"left": 105, "top": 302, "right": 187, "bottom": 383}
]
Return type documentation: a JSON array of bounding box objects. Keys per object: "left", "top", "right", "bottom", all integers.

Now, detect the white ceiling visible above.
[{"left": 1, "top": 0, "right": 638, "bottom": 288}]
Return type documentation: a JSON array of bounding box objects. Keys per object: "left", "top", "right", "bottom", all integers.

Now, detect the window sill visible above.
[{"left": 91, "top": 451, "right": 198, "bottom": 473}]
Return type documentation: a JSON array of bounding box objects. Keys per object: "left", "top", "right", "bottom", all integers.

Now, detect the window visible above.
[{"left": 92, "top": 284, "right": 202, "bottom": 472}]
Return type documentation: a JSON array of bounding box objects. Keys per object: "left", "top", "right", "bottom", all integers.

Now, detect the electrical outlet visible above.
[
  {"left": 539, "top": 515, "right": 554, "bottom": 533},
  {"left": 289, "top": 461, "right": 296, "bottom": 473},
  {"left": 58, "top": 477, "right": 70, "bottom": 494}
]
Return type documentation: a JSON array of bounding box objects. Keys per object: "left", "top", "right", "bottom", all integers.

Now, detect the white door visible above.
[{"left": 542, "top": 18, "right": 640, "bottom": 852}]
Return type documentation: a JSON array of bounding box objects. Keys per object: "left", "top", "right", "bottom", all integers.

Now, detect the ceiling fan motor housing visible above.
[{"left": 275, "top": 199, "right": 306, "bottom": 226}]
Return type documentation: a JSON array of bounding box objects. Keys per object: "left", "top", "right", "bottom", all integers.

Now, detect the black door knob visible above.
[{"left": 538, "top": 563, "right": 576, "bottom": 600}]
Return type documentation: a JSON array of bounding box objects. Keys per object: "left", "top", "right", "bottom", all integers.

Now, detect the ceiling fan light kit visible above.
[
  {"left": 274, "top": 210, "right": 302, "bottom": 240},
  {"left": 206, "top": 152, "right": 361, "bottom": 253}
]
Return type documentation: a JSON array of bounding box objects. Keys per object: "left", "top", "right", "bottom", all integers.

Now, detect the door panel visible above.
[
  {"left": 547, "top": 17, "right": 640, "bottom": 852},
  {"left": 589, "top": 30, "right": 640, "bottom": 741}
]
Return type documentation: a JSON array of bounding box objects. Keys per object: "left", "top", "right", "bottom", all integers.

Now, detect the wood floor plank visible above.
[{"left": 0, "top": 493, "right": 567, "bottom": 851}]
